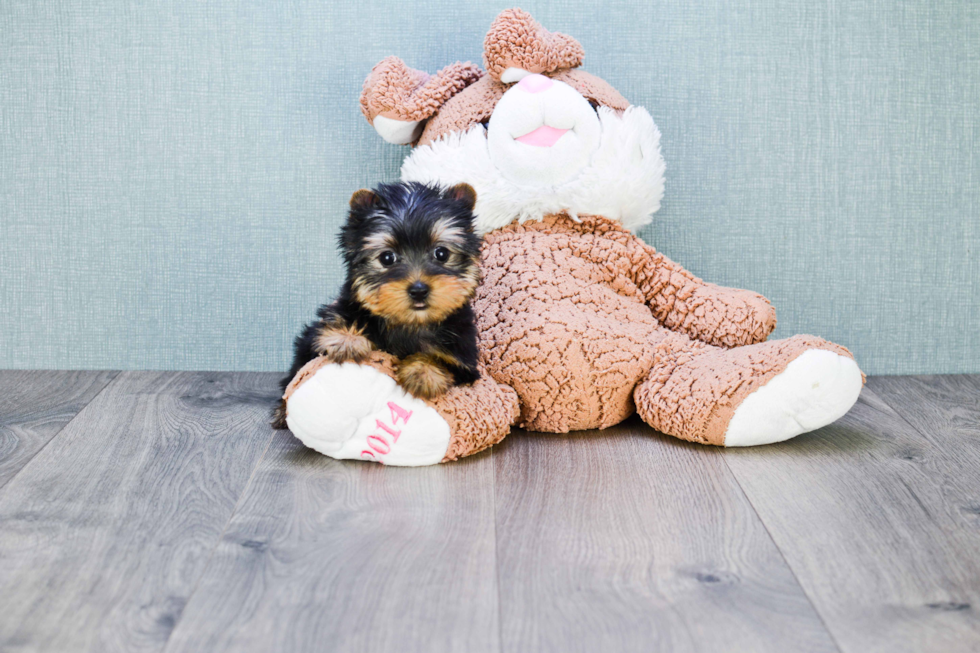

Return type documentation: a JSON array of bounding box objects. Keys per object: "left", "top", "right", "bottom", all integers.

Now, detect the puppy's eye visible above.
[
  {"left": 379, "top": 251, "right": 397, "bottom": 267},
  {"left": 433, "top": 246, "right": 450, "bottom": 263}
]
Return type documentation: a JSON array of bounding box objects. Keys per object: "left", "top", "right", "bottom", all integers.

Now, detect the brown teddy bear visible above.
[{"left": 281, "top": 8, "right": 864, "bottom": 465}]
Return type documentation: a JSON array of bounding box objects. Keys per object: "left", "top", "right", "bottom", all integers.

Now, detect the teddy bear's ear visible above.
[
  {"left": 483, "top": 9, "right": 584, "bottom": 83},
  {"left": 360, "top": 57, "right": 484, "bottom": 145}
]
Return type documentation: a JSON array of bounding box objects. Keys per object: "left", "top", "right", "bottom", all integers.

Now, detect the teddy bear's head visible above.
[{"left": 360, "top": 8, "right": 665, "bottom": 234}]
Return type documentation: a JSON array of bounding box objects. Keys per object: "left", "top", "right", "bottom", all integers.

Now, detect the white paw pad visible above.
[
  {"left": 724, "top": 349, "right": 863, "bottom": 447},
  {"left": 285, "top": 363, "right": 451, "bottom": 466}
]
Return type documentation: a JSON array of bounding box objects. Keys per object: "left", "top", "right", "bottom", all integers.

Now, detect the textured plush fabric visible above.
[
  {"left": 472, "top": 214, "right": 845, "bottom": 438},
  {"left": 369, "top": 11, "right": 629, "bottom": 149},
  {"left": 482, "top": 8, "right": 584, "bottom": 82},
  {"left": 634, "top": 333, "right": 855, "bottom": 445},
  {"left": 417, "top": 76, "right": 506, "bottom": 147},
  {"left": 1, "top": 0, "right": 978, "bottom": 374},
  {"left": 400, "top": 70, "right": 630, "bottom": 150},
  {"left": 282, "top": 350, "right": 519, "bottom": 462},
  {"left": 431, "top": 365, "right": 520, "bottom": 461},
  {"left": 360, "top": 57, "right": 483, "bottom": 124},
  {"left": 476, "top": 215, "right": 662, "bottom": 431},
  {"left": 402, "top": 105, "right": 665, "bottom": 233},
  {"left": 551, "top": 70, "right": 630, "bottom": 112}
]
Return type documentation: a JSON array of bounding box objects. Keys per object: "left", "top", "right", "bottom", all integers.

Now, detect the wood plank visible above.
[
  {"left": 493, "top": 417, "right": 838, "bottom": 653},
  {"left": 0, "top": 371, "right": 278, "bottom": 653},
  {"left": 163, "top": 433, "right": 499, "bottom": 653},
  {"left": 0, "top": 370, "right": 118, "bottom": 489},
  {"left": 723, "top": 380, "right": 980, "bottom": 652}
]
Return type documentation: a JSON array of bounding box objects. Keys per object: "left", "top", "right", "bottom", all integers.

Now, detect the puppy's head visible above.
[{"left": 341, "top": 182, "right": 481, "bottom": 326}]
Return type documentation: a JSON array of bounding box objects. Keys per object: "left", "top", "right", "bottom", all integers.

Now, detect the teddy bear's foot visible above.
[
  {"left": 723, "top": 348, "right": 863, "bottom": 446},
  {"left": 281, "top": 352, "right": 521, "bottom": 465},
  {"left": 634, "top": 333, "right": 864, "bottom": 447},
  {"left": 285, "top": 361, "right": 452, "bottom": 466}
]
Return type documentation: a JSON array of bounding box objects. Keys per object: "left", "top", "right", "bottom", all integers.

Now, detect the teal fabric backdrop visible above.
[{"left": 1, "top": 1, "right": 978, "bottom": 375}]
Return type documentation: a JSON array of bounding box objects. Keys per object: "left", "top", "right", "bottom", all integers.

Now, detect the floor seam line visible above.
[
  {"left": 159, "top": 412, "right": 279, "bottom": 652},
  {"left": 0, "top": 370, "right": 121, "bottom": 495},
  {"left": 491, "top": 446, "right": 505, "bottom": 653},
  {"left": 721, "top": 452, "right": 847, "bottom": 653},
  {"left": 865, "top": 380, "right": 946, "bottom": 447}
]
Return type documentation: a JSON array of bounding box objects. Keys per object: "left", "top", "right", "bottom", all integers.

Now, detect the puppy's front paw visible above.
[
  {"left": 397, "top": 354, "right": 452, "bottom": 400},
  {"left": 314, "top": 323, "right": 374, "bottom": 363}
]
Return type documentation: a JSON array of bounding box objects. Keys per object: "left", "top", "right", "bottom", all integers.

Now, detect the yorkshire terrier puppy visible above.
[{"left": 272, "top": 181, "right": 482, "bottom": 429}]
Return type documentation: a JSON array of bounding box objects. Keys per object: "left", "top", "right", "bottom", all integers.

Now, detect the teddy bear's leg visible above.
[
  {"left": 634, "top": 332, "right": 864, "bottom": 447},
  {"left": 282, "top": 352, "right": 519, "bottom": 465}
]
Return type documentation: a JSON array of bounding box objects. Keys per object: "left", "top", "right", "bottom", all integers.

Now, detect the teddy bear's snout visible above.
[
  {"left": 485, "top": 77, "right": 602, "bottom": 186},
  {"left": 515, "top": 74, "right": 553, "bottom": 94}
]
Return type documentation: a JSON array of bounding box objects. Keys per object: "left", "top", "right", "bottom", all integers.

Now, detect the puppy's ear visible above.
[
  {"left": 349, "top": 189, "right": 379, "bottom": 212},
  {"left": 340, "top": 189, "right": 380, "bottom": 262},
  {"left": 445, "top": 183, "right": 477, "bottom": 212}
]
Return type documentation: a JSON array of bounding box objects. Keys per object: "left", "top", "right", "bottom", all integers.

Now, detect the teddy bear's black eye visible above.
[
  {"left": 379, "top": 251, "right": 397, "bottom": 267},
  {"left": 433, "top": 246, "right": 450, "bottom": 263}
]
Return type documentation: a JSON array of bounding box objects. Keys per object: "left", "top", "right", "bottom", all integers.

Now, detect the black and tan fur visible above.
[{"left": 272, "top": 182, "right": 482, "bottom": 429}]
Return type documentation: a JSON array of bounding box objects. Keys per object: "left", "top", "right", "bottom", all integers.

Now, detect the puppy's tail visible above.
[
  {"left": 270, "top": 399, "right": 289, "bottom": 430},
  {"left": 270, "top": 372, "right": 292, "bottom": 430}
]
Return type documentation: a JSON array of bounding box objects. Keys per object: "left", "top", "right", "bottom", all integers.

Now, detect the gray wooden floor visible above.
[{"left": 0, "top": 371, "right": 978, "bottom": 652}]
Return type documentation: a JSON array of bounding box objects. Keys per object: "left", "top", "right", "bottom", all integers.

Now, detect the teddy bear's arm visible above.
[{"left": 628, "top": 236, "right": 777, "bottom": 348}]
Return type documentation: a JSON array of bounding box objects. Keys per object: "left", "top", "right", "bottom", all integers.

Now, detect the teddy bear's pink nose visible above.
[{"left": 516, "top": 73, "right": 553, "bottom": 93}]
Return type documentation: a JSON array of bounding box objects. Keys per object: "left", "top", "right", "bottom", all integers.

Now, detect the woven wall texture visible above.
[{"left": 1, "top": 1, "right": 978, "bottom": 374}]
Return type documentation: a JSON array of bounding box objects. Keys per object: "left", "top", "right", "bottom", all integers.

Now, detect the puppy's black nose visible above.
[{"left": 408, "top": 281, "right": 430, "bottom": 301}]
